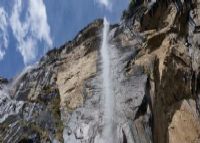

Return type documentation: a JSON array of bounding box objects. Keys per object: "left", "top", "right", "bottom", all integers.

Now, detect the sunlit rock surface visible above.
[{"left": 1, "top": 0, "right": 200, "bottom": 143}]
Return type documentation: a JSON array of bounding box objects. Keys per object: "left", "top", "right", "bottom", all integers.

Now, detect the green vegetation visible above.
[
  {"left": 48, "top": 91, "right": 64, "bottom": 142},
  {"left": 42, "top": 85, "right": 52, "bottom": 94},
  {"left": 129, "top": 0, "right": 136, "bottom": 12},
  {"left": 130, "top": 0, "right": 136, "bottom": 7},
  {"left": 39, "top": 86, "right": 64, "bottom": 142},
  {"left": 123, "top": 0, "right": 139, "bottom": 20}
]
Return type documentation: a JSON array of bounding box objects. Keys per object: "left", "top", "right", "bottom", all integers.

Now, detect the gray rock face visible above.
[
  {"left": 188, "top": 0, "right": 200, "bottom": 117},
  {"left": 0, "top": 64, "right": 63, "bottom": 142},
  {"left": 1, "top": 0, "right": 200, "bottom": 143},
  {"left": 0, "top": 87, "right": 62, "bottom": 143},
  {"left": 0, "top": 77, "right": 8, "bottom": 90},
  {"left": 0, "top": 77, "right": 8, "bottom": 85}
]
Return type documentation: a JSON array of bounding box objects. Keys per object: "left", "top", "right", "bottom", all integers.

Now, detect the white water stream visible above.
[{"left": 100, "top": 17, "right": 114, "bottom": 143}]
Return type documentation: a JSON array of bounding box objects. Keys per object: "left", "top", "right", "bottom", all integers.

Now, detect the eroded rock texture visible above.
[{"left": 0, "top": 0, "right": 200, "bottom": 143}]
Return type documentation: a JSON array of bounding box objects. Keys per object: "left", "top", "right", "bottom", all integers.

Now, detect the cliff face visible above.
[{"left": 0, "top": 0, "right": 200, "bottom": 143}]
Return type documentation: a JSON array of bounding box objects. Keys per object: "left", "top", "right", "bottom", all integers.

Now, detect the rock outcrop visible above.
[{"left": 0, "top": 0, "right": 200, "bottom": 143}]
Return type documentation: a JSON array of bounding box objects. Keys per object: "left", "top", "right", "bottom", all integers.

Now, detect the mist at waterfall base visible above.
[{"left": 99, "top": 17, "right": 114, "bottom": 143}]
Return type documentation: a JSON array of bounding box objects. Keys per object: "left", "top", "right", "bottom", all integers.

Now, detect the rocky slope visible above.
[{"left": 1, "top": 0, "right": 200, "bottom": 143}]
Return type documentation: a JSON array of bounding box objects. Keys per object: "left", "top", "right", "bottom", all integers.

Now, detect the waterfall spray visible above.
[{"left": 100, "top": 17, "right": 114, "bottom": 142}]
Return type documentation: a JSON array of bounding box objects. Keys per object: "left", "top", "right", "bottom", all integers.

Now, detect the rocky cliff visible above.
[{"left": 1, "top": 0, "right": 200, "bottom": 143}]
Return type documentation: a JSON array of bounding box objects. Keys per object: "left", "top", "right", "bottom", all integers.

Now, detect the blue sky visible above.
[{"left": 0, "top": 0, "right": 129, "bottom": 79}]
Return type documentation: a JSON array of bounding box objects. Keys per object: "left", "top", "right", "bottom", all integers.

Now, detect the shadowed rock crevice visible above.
[{"left": 122, "top": 129, "right": 128, "bottom": 143}]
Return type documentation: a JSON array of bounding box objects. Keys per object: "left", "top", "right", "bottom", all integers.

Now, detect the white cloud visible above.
[
  {"left": 10, "top": 0, "right": 53, "bottom": 65},
  {"left": 0, "top": 7, "right": 8, "bottom": 61},
  {"left": 28, "top": 0, "right": 52, "bottom": 47},
  {"left": 96, "top": 0, "right": 112, "bottom": 10}
]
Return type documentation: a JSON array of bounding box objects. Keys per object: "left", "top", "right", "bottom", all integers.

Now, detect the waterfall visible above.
[
  {"left": 10, "top": 63, "right": 38, "bottom": 93},
  {"left": 100, "top": 17, "right": 114, "bottom": 143}
]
